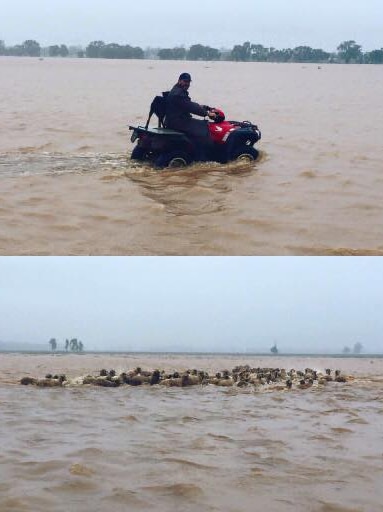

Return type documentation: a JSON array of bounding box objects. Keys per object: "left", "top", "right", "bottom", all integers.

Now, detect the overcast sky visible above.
[
  {"left": 0, "top": 257, "right": 382, "bottom": 354},
  {"left": 1, "top": 0, "right": 382, "bottom": 51}
]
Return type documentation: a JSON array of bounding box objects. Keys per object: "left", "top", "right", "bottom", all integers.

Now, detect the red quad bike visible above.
[{"left": 129, "top": 98, "right": 261, "bottom": 169}]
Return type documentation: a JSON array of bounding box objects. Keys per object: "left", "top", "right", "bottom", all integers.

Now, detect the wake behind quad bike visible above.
[{"left": 129, "top": 94, "right": 261, "bottom": 169}]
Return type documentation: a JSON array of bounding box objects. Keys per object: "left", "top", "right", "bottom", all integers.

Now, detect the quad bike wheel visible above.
[
  {"left": 155, "top": 151, "right": 191, "bottom": 169},
  {"left": 232, "top": 146, "right": 259, "bottom": 162},
  {"left": 131, "top": 145, "right": 147, "bottom": 161}
]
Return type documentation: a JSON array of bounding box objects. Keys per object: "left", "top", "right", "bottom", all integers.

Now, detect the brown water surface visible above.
[
  {"left": 1, "top": 353, "right": 383, "bottom": 511},
  {"left": 1, "top": 58, "right": 382, "bottom": 255}
]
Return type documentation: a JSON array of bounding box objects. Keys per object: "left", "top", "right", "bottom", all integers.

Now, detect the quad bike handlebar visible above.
[
  {"left": 207, "top": 108, "right": 225, "bottom": 123},
  {"left": 201, "top": 106, "right": 221, "bottom": 120}
]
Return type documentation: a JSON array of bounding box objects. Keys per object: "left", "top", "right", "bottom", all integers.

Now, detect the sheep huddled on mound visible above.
[{"left": 20, "top": 366, "right": 351, "bottom": 390}]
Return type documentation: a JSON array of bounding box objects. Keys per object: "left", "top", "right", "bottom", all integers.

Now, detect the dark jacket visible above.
[{"left": 165, "top": 84, "right": 209, "bottom": 138}]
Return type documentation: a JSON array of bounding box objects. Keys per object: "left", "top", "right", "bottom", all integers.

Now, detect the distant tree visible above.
[
  {"left": 204, "top": 46, "right": 221, "bottom": 61},
  {"left": 22, "top": 40, "right": 41, "bottom": 57},
  {"left": 65, "top": 338, "right": 84, "bottom": 352},
  {"left": 250, "top": 44, "right": 270, "bottom": 62},
  {"left": 311, "top": 48, "right": 331, "bottom": 62},
  {"left": 353, "top": 342, "right": 363, "bottom": 354},
  {"left": 59, "top": 44, "right": 69, "bottom": 57},
  {"left": 6, "top": 44, "right": 24, "bottom": 56},
  {"left": 229, "top": 44, "right": 245, "bottom": 61},
  {"left": 342, "top": 345, "right": 351, "bottom": 354},
  {"left": 292, "top": 46, "right": 330, "bottom": 63},
  {"left": 173, "top": 47, "right": 187, "bottom": 60},
  {"left": 365, "top": 48, "right": 383, "bottom": 64},
  {"left": 48, "top": 45, "right": 61, "bottom": 57},
  {"left": 292, "top": 46, "right": 312, "bottom": 62},
  {"left": 158, "top": 48, "right": 175, "bottom": 60},
  {"left": 187, "top": 44, "right": 205, "bottom": 60},
  {"left": 337, "top": 40, "right": 362, "bottom": 63},
  {"left": 67, "top": 45, "right": 84, "bottom": 57},
  {"left": 100, "top": 43, "right": 123, "bottom": 59},
  {"left": 270, "top": 343, "right": 278, "bottom": 354},
  {"left": 70, "top": 338, "right": 78, "bottom": 352},
  {"left": 49, "top": 338, "right": 57, "bottom": 351},
  {"left": 0, "top": 40, "right": 5, "bottom": 56},
  {"left": 241, "top": 41, "right": 252, "bottom": 61},
  {"left": 230, "top": 41, "right": 252, "bottom": 61},
  {"left": 187, "top": 44, "right": 221, "bottom": 61},
  {"left": 86, "top": 40, "right": 105, "bottom": 58},
  {"left": 131, "top": 46, "right": 144, "bottom": 59},
  {"left": 158, "top": 47, "right": 186, "bottom": 60},
  {"left": 86, "top": 41, "right": 144, "bottom": 60},
  {"left": 269, "top": 48, "right": 294, "bottom": 62}
]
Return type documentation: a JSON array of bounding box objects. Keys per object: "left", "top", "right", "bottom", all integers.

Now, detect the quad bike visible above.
[{"left": 129, "top": 104, "right": 261, "bottom": 169}]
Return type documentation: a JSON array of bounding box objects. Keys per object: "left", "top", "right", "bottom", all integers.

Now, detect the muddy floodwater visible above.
[
  {"left": 0, "top": 58, "right": 382, "bottom": 255},
  {"left": 1, "top": 352, "right": 383, "bottom": 512}
]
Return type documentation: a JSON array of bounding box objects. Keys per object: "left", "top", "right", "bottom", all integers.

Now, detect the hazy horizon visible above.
[
  {"left": 1, "top": 345, "right": 382, "bottom": 356},
  {"left": 2, "top": 0, "right": 382, "bottom": 52},
  {"left": 1, "top": 257, "right": 382, "bottom": 354}
]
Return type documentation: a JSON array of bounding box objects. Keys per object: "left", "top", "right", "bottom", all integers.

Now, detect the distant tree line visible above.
[
  {"left": 158, "top": 44, "right": 221, "bottom": 61},
  {"left": 1, "top": 39, "right": 383, "bottom": 64},
  {"left": 49, "top": 337, "right": 84, "bottom": 352},
  {"left": 48, "top": 44, "right": 70, "bottom": 57},
  {"left": 85, "top": 40, "right": 144, "bottom": 59},
  {"left": 0, "top": 39, "right": 42, "bottom": 57},
  {"left": 0, "top": 39, "right": 80, "bottom": 58},
  {"left": 342, "top": 342, "right": 363, "bottom": 354}
]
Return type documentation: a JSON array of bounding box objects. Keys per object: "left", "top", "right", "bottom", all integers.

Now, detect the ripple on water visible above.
[
  {"left": 100, "top": 488, "right": 149, "bottom": 507},
  {"left": 0, "top": 497, "right": 42, "bottom": 512},
  {"left": 161, "top": 457, "right": 216, "bottom": 471},
  {"left": 66, "top": 447, "right": 104, "bottom": 458},
  {"left": 48, "top": 478, "right": 98, "bottom": 493},
  {"left": 317, "top": 502, "right": 364, "bottom": 512},
  {"left": 330, "top": 427, "right": 354, "bottom": 434},
  {"left": 142, "top": 482, "right": 204, "bottom": 498}
]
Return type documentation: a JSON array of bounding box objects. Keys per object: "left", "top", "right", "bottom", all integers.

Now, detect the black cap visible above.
[{"left": 179, "top": 72, "right": 192, "bottom": 81}]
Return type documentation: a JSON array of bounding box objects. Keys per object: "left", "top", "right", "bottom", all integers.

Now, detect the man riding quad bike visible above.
[{"left": 129, "top": 82, "right": 261, "bottom": 169}]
